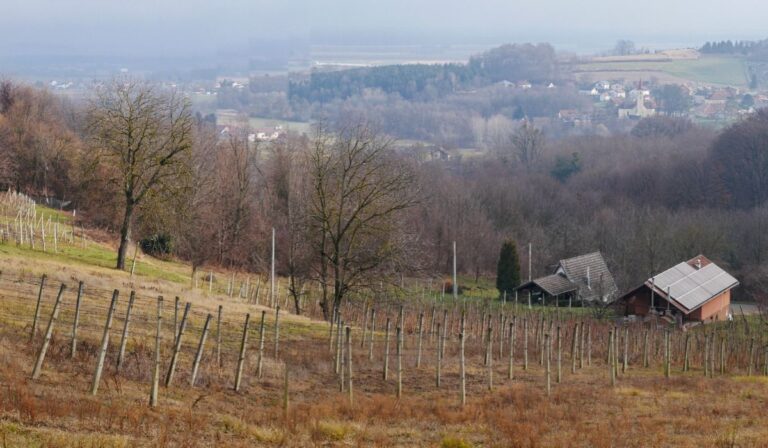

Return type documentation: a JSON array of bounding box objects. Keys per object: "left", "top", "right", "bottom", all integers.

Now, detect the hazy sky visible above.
[{"left": 1, "top": 0, "right": 766, "bottom": 57}]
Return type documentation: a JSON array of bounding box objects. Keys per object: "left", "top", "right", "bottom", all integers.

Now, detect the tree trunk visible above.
[{"left": 116, "top": 200, "right": 134, "bottom": 270}]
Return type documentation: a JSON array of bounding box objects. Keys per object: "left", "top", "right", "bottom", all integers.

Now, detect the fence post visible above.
[
  {"left": 683, "top": 333, "right": 690, "bottom": 372},
  {"left": 150, "top": 296, "right": 163, "bottom": 407},
  {"left": 30, "top": 274, "right": 47, "bottom": 340},
  {"left": 623, "top": 326, "right": 629, "bottom": 373},
  {"left": 545, "top": 332, "right": 551, "bottom": 396},
  {"left": 234, "top": 313, "right": 251, "bottom": 392},
  {"left": 556, "top": 326, "right": 562, "bottom": 384},
  {"left": 459, "top": 331, "right": 466, "bottom": 406},
  {"left": 190, "top": 313, "right": 212, "bottom": 386},
  {"left": 274, "top": 306, "right": 281, "bottom": 358},
  {"left": 609, "top": 329, "right": 615, "bottom": 387},
  {"left": 173, "top": 297, "right": 180, "bottom": 345},
  {"left": 31, "top": 284, "right": 66, "bottom": 380},
  {"left": 91, "top": 290, "right": 119, "bottom": 396},
  {"left": 256, "top": 310, "right": 266, "bottom": 378},
  {"left": 523, "top": 317, "right": 529, "bottom": 371},
  {"left": 508, "top": 321, "right": 515, "bottom": 380},
  {"left": 487, "top": 327, "right": 494, "bottom": 391},
  {"left": 435, "top": 322, "right": 442, "bottom": 388},
  {"left": 571, "top": 323, "right": 578, "bottom": 374},
  {"left": 368, "top": 309, "right": 376, "bottom": 361},
  {"left": 396, "top": 326, "right": 403, "bottom": 398},
  {"left": 70, "top": 281, "right": 83, "bottom": 358},
  {"left": 282, "top": 364, "right": 289, "bottom": 419},
  {"left": 416, "top": 312, "right": 424, "bottom": 368},
  {"left": 116, "top": 291, "right": 135, "bottom": 372},
  {"left": 346, "top": 326, "right": 353, "bottom": 405},
  {"left": 165, "top": 302, "right": 191, "bottom": 388},
  {"left": 216, "top": 305, "right": 223, "bottom": 368},
  {"left": 380, "top": 318, "right": 389, "bottom": 380}
]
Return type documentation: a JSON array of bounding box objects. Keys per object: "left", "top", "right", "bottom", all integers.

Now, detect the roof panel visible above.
[{"left": 647, "top": 260, "right": 739, "bottom": 311}]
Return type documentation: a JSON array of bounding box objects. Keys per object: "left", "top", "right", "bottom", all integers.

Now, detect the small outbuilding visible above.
[
  {"left": 618, "top": 255, "right": 739, "bottom": 323},
  {"left": 516, "top": 251, "right": 618, "bottom": 306}
]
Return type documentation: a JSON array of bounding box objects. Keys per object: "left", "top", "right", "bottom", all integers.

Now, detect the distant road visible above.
[{"left": 731, "top": 302, "right": 761, "bottom": 316}]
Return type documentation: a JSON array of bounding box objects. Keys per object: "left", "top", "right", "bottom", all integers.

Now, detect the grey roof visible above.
[
  {"left": 558, "top": 251, "right": 618, "bottom": 302},
  {"left": 519, "top": 274, "right": 577, "bottom": 296},
  {"left": 647, "top": 261, "right": 739, "bottom": 312}
]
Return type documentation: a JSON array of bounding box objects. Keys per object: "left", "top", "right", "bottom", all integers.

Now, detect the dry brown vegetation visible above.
[{"left": 1, "top": 263, "right": 767, "bottom": 447}]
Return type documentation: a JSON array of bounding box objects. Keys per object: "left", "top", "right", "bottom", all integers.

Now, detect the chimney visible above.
[{"left": 695, "top": 258, "right": 702, "bottom": 269}]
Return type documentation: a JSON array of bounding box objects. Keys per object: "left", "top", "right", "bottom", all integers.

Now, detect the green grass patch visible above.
[{"left": 575, "top": 55, "right": 748, "bottom": 86}]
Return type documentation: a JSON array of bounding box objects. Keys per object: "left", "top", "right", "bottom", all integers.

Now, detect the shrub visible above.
[{"left": 139, "top": 233, "right": 173, "bottom": 258}]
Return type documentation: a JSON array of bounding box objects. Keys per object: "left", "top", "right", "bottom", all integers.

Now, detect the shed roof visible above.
[
  {"left": 558, "top": 251, "right": 618, "bottom": 302},
  {"left": 647, "top": 257, "right": 739, "bottom": 312},
  {"left": 518, "top": 274, "right": 577, "bottom": 297}
]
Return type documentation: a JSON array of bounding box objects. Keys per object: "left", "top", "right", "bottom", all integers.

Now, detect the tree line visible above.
[{"left": 3, "top": 79, "right": 768, "bottom": 313}]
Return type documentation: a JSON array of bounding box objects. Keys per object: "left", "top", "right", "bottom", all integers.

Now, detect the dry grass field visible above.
[{"left": 0, "top": 198, "right": 767, "bottom": 447}]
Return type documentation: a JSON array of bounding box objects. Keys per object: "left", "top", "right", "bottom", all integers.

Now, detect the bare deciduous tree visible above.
[{"left": 87, "top": 80, "right": 193, "bottom": 269}]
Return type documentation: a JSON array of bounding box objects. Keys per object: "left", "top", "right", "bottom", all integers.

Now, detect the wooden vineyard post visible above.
[
  {"left": 70, "top": 281, "right": 83, "bottom": 358},
  {"left": 234, "top": 313, "right": 251, "bottom": 392},
  {"left": 704, "top": 331, "right": 710, "bottom": 377},
  {"left": 274, "top": 306, "right": 281, "bottom": 358},
  {"left": 545, "top": 332, "right": 551, "bottom": 396},
  {"left": 346, "top": 327, "right": 353, "bottom": 405},
  {"left": 643, "top": 328, "right": 649, "bottom": 368},
  {"left": 256, "top": 310, "right": 266, "bottom": 378},
  {"left": 150, "top": 297, "right": 163, "bottom": 407},
  {"left": 30, "top": 274, "right": 47, "bottom": 340},
  {"left": 173, "top": 297, "right": 180, "bottom": 345},
  {"left": 396, "top": 326, "right": 403, "bottom": 398},
  {"left": 165, "top": 302, "right": 191, "bottom": 388},
  {"left": 335, "top": 318, "right": 343, "bottom": 374},
  {"left": 571, "top": 323, "right": 578, "bottom": 374},
  {"left": 523, "top": 318, "right": 529, "bottom": 371},
  {"left": 683, "top": 333, "right": 690, "bottom": 373},
  {"left": 487, "top": 327, "right": 494, "bottom": 391},
  {"left": 748, "top": 338, "right": 755, "bottom": 376},
  {"left": 91, "top": 290, "right": 119, "bottom": 396},
  {"left": 579, "top": 322, "right": 585, "bottom": 369},
  {"left": 587, "top": 324, "right": 592, "bottom": 366},
  {"left": 459, "top": 331, "right": 466, "bottom": 406},
  {"left": 190, "top": 314, "right": 213, "bottom": 386},
  {"left": 623, "top": 326, "right": 629, "bottom": 373},
  {"left": 435, "top": 323, "right": 442, "bottom": 388},
  {"left": 216, "top": 305, "right": 223, "bottom": 368},
  {"left": 664, "top": 329, "right": 670, "bottom": 378},
  {"left": 508, "top": 321, "right": 515, "bottom": 380},
  {"left": 416, "top": 312, "right": 424, "bottom": 368},
  {"left": 609, "top": 329, "right": 615, "bottom": 387},
  {"left": 369, "top": 309, "right": 376, "bottom": 361},
  {"left": 31, "top": 284, "right": 66, "bottom": 380},
  {"left": 116, "top": 291, "right": 136, "bottom": 372},
  {"left": 383, "top": 318, "right": 391, "bottom": 380},
  {"left": 556, "top": 326, "right": 562, "bottom": 384},
  {"left": 282, "top": 364, "right": 289, "bottom": 420}
]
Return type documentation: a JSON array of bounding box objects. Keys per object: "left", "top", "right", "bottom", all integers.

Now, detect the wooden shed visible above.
[
  {"left": 517, "top": 251, "right": 618, "bottom": 306},
  {"left": 618, "top": 255, "right": 739, "bottom": 323}
]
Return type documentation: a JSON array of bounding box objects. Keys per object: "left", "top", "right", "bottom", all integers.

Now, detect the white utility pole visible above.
[{"left": 270, "top": 228, "right": 276, "bottom": 307}]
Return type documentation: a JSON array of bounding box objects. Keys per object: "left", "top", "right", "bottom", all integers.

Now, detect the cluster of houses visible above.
[
  {"left": 571, "top": 79, "right": 768, "bottom": 122},
  {"left": 216, "top": 124, "right": 284, "bottom": 142},
  {"left": 516, "top": 251, "right": 740, "bottom": 327}
]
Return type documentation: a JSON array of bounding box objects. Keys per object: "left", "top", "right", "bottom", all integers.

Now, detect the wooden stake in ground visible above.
[
  {"left": 190, "top": 313, "right": 212, "bottom": 386},
  {"left": 116, "top": 291, "right": 135, "bottom": 372},
  {"left": 31, "top": 284, "right": 66, "bottom": 380},
  {"left": 556, "top": 325, "right": 562, "bottom": 384},
  {"left": 459, "top": 331, "right": 466, "bottom": 406},
  {"left": 416, "top": 312, "right": 424, "bottom": 368},
  {"left": 368, "top": 308, "right": 376, "bottom": 361},
  {"left": 30, "top": 274, "right": 47, "bottom": 341},
  {"left": 282, "top": 363, "right": 289, "bottom": 419},
  {"left": 383, "top": 318, "right": 391, "bottom": 380},
  {"left": 523, "top": 318, "right": 529, "bottom": 371},
  {"left": 91, "top": 290, "right": 119, "bottom": 396},
  {"left": 150, "top": 296, "right": 163, "bottom": 408},
  {"left": 165, "top": 302, "right": 191, "bottom": 388},
  {"left": 216, "top": 305, "right": 223, "bottom": 368},
  {"left": 508, "top": 321, "right": 515, "bottom": 380},
  {"left": 346, "top": 326, "right": 353, "bottom": 405},
  {"left": 234, "top": 313, "right": 251, "bottom": 392},
  {"left": 545, "top": 332, "right": 551, "bottom": 396},
  {"left": 396, "top": 326, "right": 403, "bottom": 398},
  {"left": 487, "top": 327, "right": 494, "bottom": 391},
  {"left": 435, "top": 322, "right": 442, "bottom": 388},
  {"left": 609, "top": 329, "right": 615, "bottom": 387},
  {"left": 256, "top": 310, "right": 266, "bottom": 378},
  {"left": 274, "top": 306, "right": 281, "bottom": 358},
  {"left": 70, "top": 281, "right": 83, "bottom": 358}
]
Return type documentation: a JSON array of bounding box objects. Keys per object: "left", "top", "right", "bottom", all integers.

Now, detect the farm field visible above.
[
  {"left": 573, "top": 55, "right": 749, "bottom": 87},
  {"left": 216, "top": 110, "right": 313, "bottom": 135},
  {"left": 0, "top": 197, "right": 767, "bottom": 447}
]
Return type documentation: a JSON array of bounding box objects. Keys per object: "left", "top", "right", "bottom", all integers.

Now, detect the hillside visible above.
[{"left": 1, "top": 201, "right": 767, "bottom": 446}]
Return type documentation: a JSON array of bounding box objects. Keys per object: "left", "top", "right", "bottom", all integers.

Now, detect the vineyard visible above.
[{"left": 0, "top": 192, "right": 767, "bottom": 446}]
